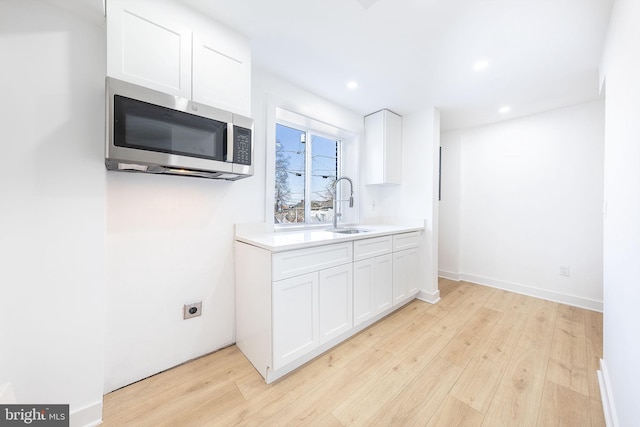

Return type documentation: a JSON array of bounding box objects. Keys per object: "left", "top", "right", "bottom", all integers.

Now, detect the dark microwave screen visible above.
[{"left": 113, "top": 95, "right": 227, "bottom": 161}]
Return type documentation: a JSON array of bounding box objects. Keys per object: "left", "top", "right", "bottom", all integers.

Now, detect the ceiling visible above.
[
  {"left": 179, "top": 0, "right": 612, "bottom": 130},
  {"left": 48, "top": 0, "right": 613, "bottom": 130}
]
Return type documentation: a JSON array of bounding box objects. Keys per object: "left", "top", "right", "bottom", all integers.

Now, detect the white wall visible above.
[
  {"left": 104, "top": 173, "right": 264, "bottom": 391},
  {"left": 439, "top": 130, "right": 462, "bottom": 275},
  {"left": 255, "top": 68, "right": 364, "bottom": 227},
  {"left": 0, "top": 1, "right": 106, "bottom": 425},
  {"left": 439, "top": 100, "right": 604, "bottom": 311},
  {"left": 360, "top": 108, "right": 441, "bottom": 302},
  {"left": 104, "top": 66, "right": 367, "bottom": 393},
  {"left": 102, "top": 0, "right": 263, "bottom": 393},
  {"left": 599, "top": 0, "right": 640, "bottom": 424}
]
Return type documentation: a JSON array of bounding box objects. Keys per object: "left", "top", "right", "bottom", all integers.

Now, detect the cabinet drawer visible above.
[
  {"left": 353, "top": 236, "right": 392, "bottom": 261},
  {"left": 393, "top": 232, "right": 420, "bottom": 251},
  {"left": 273, "top": 242, "right": 352, "bottom": 281}
]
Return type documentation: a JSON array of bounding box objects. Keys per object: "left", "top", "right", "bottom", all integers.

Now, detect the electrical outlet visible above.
[
  {"left": 183, "top": 302, "right": 202, "bottom": 319},
  {"left": 559, "top": 265, "right": 571, "bottom": 277}
]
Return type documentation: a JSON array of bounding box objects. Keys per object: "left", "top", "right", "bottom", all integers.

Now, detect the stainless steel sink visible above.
[{"left": 329, "top": 228, "right": 371, "bottom": 234}]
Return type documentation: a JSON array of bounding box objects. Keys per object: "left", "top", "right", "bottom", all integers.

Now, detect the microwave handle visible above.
[{"left": 226, "top": 123, "right": 234, "bottom": 163}]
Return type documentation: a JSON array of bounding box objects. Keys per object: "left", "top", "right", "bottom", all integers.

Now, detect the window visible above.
[{"left": 274, "top": 122, "right": 341, "bottom": 225}]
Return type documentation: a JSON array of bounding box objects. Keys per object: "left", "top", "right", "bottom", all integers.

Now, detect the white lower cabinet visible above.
[
  {"left": 353, "top": 254, "right": 392, "bottom": 326},
  {"left": 273, "top": 263, "right": 353, "bottom": 370},
  {"left": 272, "top": 272, "right": 319, "bottom": 371},
  {"left": 353, "top": 236, "right": 393, "bottom": 326},
  {"left": 392, "top": 247, "right": 420, "bottom": 306},
  {"left": 319, "top": 264, "right": 353, "bottom": 344},
  {"left": 373, "top": 255, "right": 394, "bottom": 313},
  {"left": 353, "top": 258, "right": 375, "bottom": 325},
  {"left": 235, "top": 229, "right": 423, "bottom": 384},
  {"left": 271, "top": 243, "right": 352, "bottom": 371}
]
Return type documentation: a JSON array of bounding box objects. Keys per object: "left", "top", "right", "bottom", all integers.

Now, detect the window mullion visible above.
[
  {"left": 335, "top": 139, "right": 342, "bottom": 224},
  {"left": 304, "top": 131, "right": 312, "bottom": 224}
]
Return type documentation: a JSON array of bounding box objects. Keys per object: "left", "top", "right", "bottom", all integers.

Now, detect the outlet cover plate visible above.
[{"left": 183, "top": 302, "right": 202, "bottom": 319}]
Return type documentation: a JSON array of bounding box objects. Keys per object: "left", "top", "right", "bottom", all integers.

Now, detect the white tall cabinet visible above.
[{"left": 106, "top": 0, "right": 251, "bottom": 116}]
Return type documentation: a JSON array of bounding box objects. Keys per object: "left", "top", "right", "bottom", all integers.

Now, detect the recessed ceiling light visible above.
[
  {"left": 473, "top": 60, "right": 489, "bottom": 71},
  {"left": 499, "top": 106, "right": 511, "bottom": 114},
  {"left": 347, "top": 81, "right": 359, "bottom": 90}
]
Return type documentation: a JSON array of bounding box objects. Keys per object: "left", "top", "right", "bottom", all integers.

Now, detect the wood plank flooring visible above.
[{"left": 102, "top": 279, "right": 604, "bottom": 426}]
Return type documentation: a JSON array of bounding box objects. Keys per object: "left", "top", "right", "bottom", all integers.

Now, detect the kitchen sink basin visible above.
[{"left": 329, "top": 228, "right": 371, "bottom": 234}]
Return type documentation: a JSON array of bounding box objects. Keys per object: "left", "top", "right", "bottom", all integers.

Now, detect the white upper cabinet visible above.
[
  {"left": 107, "top": 1, "right": 191, "bottom": 98},
  {"left": 364, "top": 109, "right": 402, "bottom": 185},
  {"left": 192, "top": 32, "right": 251, "bottom": 116},
  {"left": 107, "top": 0, "right": 251, "bottom": 116}
]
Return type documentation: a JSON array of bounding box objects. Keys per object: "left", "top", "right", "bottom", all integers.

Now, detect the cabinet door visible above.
[
  {"left": 107, "top": 0, "right": 191, "bottom": 98},
  {"left": 364, "top": 109, "right": 402, "bottom": 185},
  {"left": 354, "top": 254, "right": 393, "bottom": 326},
  {"left": 272, "top": 273, "right": 319, "bottom": 370},
  {"left": 393, "top": 248, "right": 420, "bottom": 306},
  {"left": 318, "top": 264, "right": 353, "bottom": 344},
  {"left": 373, "top": 254, "right": 393, "bottom": 313},
  {"left": 192, "top": 32, "right": 251, "bottom": 116},
  {"left": 353, "top": 258, "right": 374, "bottom": 326},
  {"left": 392, "top": 251, "right": 406, "bottom": 305},
  {"left": 405, "top": 248, "right": 420, "bottom": 295}
]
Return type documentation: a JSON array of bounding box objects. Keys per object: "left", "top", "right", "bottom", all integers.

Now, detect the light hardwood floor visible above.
[{"left": 102, "top": 279, "right": 604, "bottom": 426}]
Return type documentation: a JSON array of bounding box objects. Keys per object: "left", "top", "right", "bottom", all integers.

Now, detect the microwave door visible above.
[{"left": 114, "top": 95, "right": 228, "bottom": 162}]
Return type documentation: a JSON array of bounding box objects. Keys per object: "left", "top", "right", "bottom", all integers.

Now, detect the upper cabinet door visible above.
[
  {"left": 107, "top": 0, "right": 191, "bottom": 98},
  {"left": 192, "top": 32, "right": 251, "bottom": 117},
  {"left": 107, "top": 0, "right": 252, "bottom": 115},
  {"left": 364, "top": 109, "right": 402, "bottom": 185}
]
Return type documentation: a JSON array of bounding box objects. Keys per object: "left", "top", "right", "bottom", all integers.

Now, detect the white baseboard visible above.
[
  {"left": 417, "top": 289, "right": 440, "bottom": 304},
  {"left": 438, "top": 270, "right": 461, "bottom": 281},
  {"left": 598, "top": 359, "right": 618, "bottom": 427},
  {"left": 441, "top": 272, "right": 603, "bottom": 312},
  {"left": 71, "top": 400, "right": 103, "bottom": 427},
  {"left": 0, "top": 383, "right": 102, "bottom": 426},
  {"left": 0, "top": 382, "right": 16, "bottom": 403}
]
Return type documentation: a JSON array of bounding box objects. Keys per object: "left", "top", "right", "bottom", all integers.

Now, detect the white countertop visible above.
[{"left": 235, "top": 223, "right": 424, "bottom": 252}]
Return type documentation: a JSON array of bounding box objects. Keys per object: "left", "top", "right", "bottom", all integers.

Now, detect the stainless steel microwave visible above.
[{"left": 105, "top": 77, "right": 254, "bottom": 180}]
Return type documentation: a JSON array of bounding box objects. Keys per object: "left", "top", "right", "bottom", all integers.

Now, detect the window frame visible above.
[
  {"left": 274, "top": 119, "right": 344, "bottom": 229},
  {"left": 266, "top": 102, "right": 360, "bottom": 231}
]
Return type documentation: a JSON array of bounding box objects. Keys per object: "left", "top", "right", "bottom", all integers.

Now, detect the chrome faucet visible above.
[{"left": 332, "top": 176, "right": 354, "bottom": 229}]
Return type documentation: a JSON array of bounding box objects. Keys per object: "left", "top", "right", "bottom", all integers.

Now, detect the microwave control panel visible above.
[{"left": 233, "top": 126, "right": 252, "bottom": 165}]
